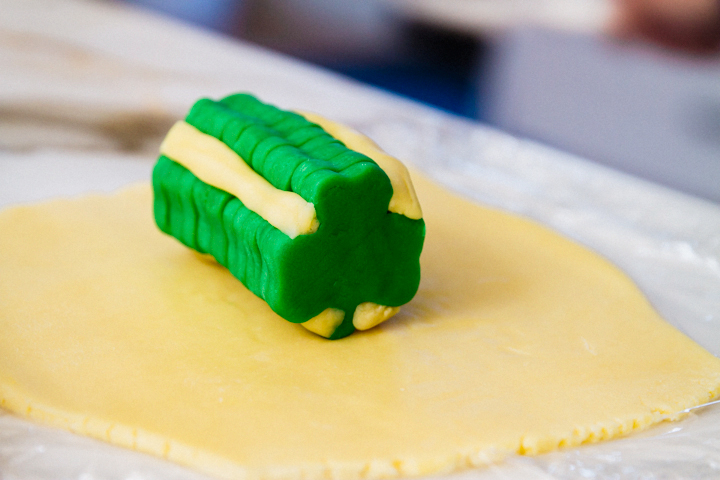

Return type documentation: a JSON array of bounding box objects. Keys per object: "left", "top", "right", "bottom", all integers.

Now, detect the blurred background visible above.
[{"left": 114, "top": 0, "right": 720, "bottom": 202}]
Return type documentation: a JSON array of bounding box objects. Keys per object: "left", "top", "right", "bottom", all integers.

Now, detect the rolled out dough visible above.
[{"left": 1, "top": 175, "right": 719, "bottom": 480}]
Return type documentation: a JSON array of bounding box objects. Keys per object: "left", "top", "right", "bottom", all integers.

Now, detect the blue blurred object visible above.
[
  {"left": 122, "top": 0, "right": 244, "bottom": 33},
  {"left": 328, "top": 23, "right": 480, "bottom": 120},
  {"left": 116, "top": 0, "right": 479, "bottom": 119},
  {"left": 335, "top": 62, "right": 478, "bottom": 118},
  {"left": 321, "top": 22, "right": 481, "bottom": 119}
]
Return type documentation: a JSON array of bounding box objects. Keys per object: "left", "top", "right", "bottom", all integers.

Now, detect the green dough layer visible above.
[{"left": 152, "top": 94, "right": 425, "bottom": 339}]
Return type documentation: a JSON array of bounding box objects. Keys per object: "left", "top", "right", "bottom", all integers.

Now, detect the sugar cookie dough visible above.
[
  {"left": 154, "top": 94, "right": 425, "bottom": 339},
  {"left": 1, "top": 175, "right": 719, "bottom": 480}
]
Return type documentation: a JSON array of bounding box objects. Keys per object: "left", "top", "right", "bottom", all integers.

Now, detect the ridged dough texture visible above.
[{"left": 153, "top": 94, "right": 425, "bottom": 338}]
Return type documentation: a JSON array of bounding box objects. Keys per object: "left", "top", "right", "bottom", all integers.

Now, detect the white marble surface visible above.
[{"left": 1, "top": 1, "right": 720, "bottom": 479}]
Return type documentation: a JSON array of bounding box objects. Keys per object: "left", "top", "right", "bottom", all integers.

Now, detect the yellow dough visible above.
[
  {"left": 160, "top": 121, "right": 319, "bottom": 239},
  {"left": 1, "top": 176, "right": 719, "bottom": 480}
]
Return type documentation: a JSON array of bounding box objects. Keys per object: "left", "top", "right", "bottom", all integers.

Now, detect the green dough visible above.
[{"left": 153, "top": 94, "right": 425, "bottom": 339}]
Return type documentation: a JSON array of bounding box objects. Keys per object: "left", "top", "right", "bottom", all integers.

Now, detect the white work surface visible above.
[{"left": 1, "top": 1, "right": 720, "bottom": 479}]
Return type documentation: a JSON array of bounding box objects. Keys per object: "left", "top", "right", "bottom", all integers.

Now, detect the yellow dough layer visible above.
[
  {"left": 160, "top": 121, "right": 318, "bottom": 239},
  {"left": 159, "top": 115, "right": 421, "bottom": 241},
  {"left": 1, "top": 176, "right": 719, "bottom": 480}
]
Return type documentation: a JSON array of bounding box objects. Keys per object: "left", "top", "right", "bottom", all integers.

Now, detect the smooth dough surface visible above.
[{"left": 1, "top": 176, "right": 719, "bottom": 480}]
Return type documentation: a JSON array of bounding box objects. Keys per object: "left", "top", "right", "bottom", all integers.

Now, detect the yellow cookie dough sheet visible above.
[{"left": 1, "top": 175, "right": 719, "bottom": 480}]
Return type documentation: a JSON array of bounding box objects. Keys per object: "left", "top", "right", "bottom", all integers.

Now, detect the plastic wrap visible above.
[{"left": 1, "top": 113, "right": 719, "bottom": 480}]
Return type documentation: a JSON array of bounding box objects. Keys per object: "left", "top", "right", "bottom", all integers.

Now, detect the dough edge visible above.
[{"left": 3, "top": 357, "right": 719, "bottom": 480}]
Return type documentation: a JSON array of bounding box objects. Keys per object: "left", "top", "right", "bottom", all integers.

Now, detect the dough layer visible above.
[
  {"left": 160, "top": 120, "right": 318, "bottom": 239},
  {"left": 155, "top": 95, "right": 425, "bottom": 338},
  {"left": 1, "top": 176, "right": 719, "bottom": 480}
]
